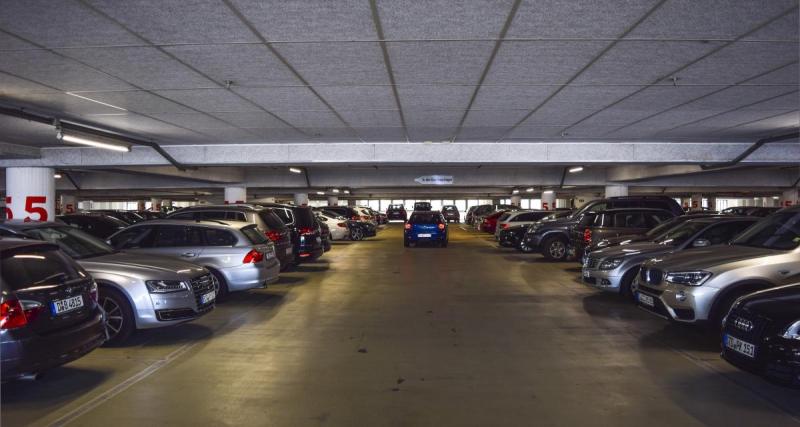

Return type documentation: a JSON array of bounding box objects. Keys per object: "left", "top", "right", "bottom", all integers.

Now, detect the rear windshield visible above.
[
  {"left": 498, "top": 213, "right": 512, "bottom": 222},
  {"left": 388, "top": 205, "right": 404, "bottom": 210},
  {"left": 292, "top": 207, "right": 317, "bottom": 227},
  {"left": 258, "top": 210, "right": 288, "bottom": 230},
  {"left": 241, "top": 225, "right": 268, "bottom": 244},
  {"left": 1, "top": 246, "right": 79, "bottom": 290},
  {"left": 272, "top": 208, "right": 293, "bottom": 224},
  {"left": 410, "top": 213, "right": 442, "bottom": 224},
  {"left": 442, "top": 206, "right": 457, "bottom": 211}
]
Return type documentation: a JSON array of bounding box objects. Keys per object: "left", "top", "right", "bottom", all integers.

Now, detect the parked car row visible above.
[{"left": 0, "top": 202, "right": 382, "bottom": 382}]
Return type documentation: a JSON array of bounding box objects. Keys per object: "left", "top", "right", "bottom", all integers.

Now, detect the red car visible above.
[{"left": 480, "top": 210, "right": 508, "bottom": 234}]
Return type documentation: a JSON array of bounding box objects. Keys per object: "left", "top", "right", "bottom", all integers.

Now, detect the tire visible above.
[
  {"left": 99, "top": 287, "right": 135, "bottom": 346},
  {"left": 541, "top": 236, "right": 568, "bottom": 261},
  {"left": 517, "top": 239, "right": 535, "bottom": 254},
  {"left": 708, "top": 288, "right": 758, "bottom": 333},
  {"left": 403, "top": 238, "right": 410, "bottom": 247},
  {"left": 619, "top": 267, "right": 639, "bottom": 300},
  {"left": 210, "top": 269, "right": 229, "bottom": 301}
]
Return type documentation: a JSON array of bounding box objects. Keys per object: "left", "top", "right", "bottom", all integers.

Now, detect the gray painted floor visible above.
[{"left": 2, "top": 224, "right": 799, "bottom": 426}]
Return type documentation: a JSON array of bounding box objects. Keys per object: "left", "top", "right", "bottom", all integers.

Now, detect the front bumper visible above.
[
  {"left": 581, "top": 267, "right": 623, "bottom": 292},
  {"left": 137, "top": 278, "right": 214, "bottom": 329},
  {"left": 635, "top": 281, "right": 719, "bottom": 323}
]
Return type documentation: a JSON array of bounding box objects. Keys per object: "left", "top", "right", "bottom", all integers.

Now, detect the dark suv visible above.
[
  {"left": 441, "top": 205, "right": 460, "bottom": 223},
  {"left": 413, "top": 202, "right": 432, "bottom": 211},
  {"left": 258, "top": 203, "right": 324, "bottom": 262},
  {"left": 520, "top": 196, "right": 683, "bottom": 261},
  {"left": 386, "top": 204, "right": 407, "bottom": 221},
  {"left": 1, "top": 239, "right": 107, "bottom": 381},
  {"left": 167, "top": 204, "right": 294, "bottom": 269},
  {"left": 569, "top": 208, "right": 676, "bottom": 257}
]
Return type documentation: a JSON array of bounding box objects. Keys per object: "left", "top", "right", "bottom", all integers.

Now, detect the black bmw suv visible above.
[{"left": 259, "top": 203, "right": 324, "bottom": 262}]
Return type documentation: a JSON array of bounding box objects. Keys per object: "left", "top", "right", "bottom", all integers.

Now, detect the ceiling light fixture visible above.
[
  {"left": 512, "top": 189, "right": 519, "bottom": 194},
  {"left": 525, "top": 188, "right": 534, "bottom": 193},
  {"left": 316, "top": 191, "right": 325, "bottom": 195},
  {"left": 57, "top": 131, "right": 131, "bottom": 152},
  {"left": 343, "top": 190, "right": 350, "bottom": 194},
  {"left": 331, "top": 189, "right": 340, "bottom": 193},
  {"left": 289, "top": 167, "right": 303, "bottom": 174},
  {"left": 54, "top": 173, "right": 62, "bottom": 179},
  {"left": 568, "top": 166, "right": 584, "bottom": 173},
  {"left": 773, "top": 196, "right": 780, "bottom": 200},
  {"left": 543, "top": 190, "right": 554, "bottom": 194}
]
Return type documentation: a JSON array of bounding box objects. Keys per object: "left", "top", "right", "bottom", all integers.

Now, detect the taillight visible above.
[
  {"left": 404, "top": 223, "right": 411, "bottom": 230},
  {"left": 265, "top": 230, "right": 281, "bottom": 242},
  {"left": 502, "top": 224, "right": 509, "bottom": 229},
  {"left": 352, "top": 215, "right": 360, "bottom": 220},
  {"left": 243, "top": 249, "right": 264, "bottom": 264},
  {"left": 0, "top": 299, "right": 28, "bottom": 330},
  {"left": 337, "top": 222, "right": 347, "bottom": 227},
  {"left": 299, "top": 227, "right": 314, "bottom": 236},
  {"left": 362, "top": 215, "right": 371, "bottom": 220},
  {"left": 438, "top": 223, "right": 445, "bottom": 230},
  {"left": 583, "top": 227, "right": 592, "bottom": 244}
]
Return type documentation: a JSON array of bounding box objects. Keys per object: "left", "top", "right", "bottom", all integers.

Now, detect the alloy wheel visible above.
[
  {"left": 101, "top": 296, "right": 124, "bottom": 338},
  {"left": 548, "top": 241, "right": 566, "bottom": 259}
]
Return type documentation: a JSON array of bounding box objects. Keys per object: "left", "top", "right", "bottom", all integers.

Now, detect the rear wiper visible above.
[{"left": 33, "top": 272, "right": 68, "bottom": 285}]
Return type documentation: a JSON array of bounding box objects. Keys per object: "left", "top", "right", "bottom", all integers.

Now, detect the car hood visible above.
[
  {"left": 737, "top": 284, "right": 800, "bottom": 322},
  {"left": 77, "top": 252, "right": 207, "bottom": 280},
  {"left": 643, "top": 244, "right": 780, "bottom": 271},
  {"left": 592, "top": 234, "right": 648, "bottom": 249},
  {"left": 591, "top": 241, "right": 674, "bottom": 259}
]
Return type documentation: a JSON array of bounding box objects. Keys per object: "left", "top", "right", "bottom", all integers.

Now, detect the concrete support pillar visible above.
[
  {"left": 541, "top": 191, "right": 556, "bottom": 211},
  {"left": 60, "top": 194, "right": 77, "bottom": 214},
  {"left": 690, "top": 194, "right": 703, "bottom": 211},
  {"left": 6, "top": 167, "right": 55, "bottom": 222},
  {"left": 605, "top": 185, "right": 628, "bottom": 198},
  {"left": 707, "top": 196, "right": 716, "bottom": 211},
  {"left": 224, "top": 186, "right": 246, "bottom": 204},
  {"left": 294, "top": 193, "right": 309, "bottom": 206},
  {"left": 781, "top": 188, "right": 798, "bottom": 208},
  {"left": 761, "top": 197, "right": 774, "bottom": 207},
  {"left": 137, "top": 200, "right": 146, "bottom": 211},
  {"left": 347, "top": 199, "right": 356, "bottom": 207},
  {"left": 510, "top": 195, "right": 521, "bottom": 207},
  {"left": 150, "top": 197, "right": 161, "bottom": 212},
  {"left": 327, "top": 196, "right": 339, "bottom": 206}
]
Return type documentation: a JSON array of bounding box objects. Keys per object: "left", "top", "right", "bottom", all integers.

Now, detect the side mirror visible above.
[
  {"left": 692, "top": 238, "right": 711, "bottom": 248},
  {"left": 105, "top": 239, "right": 113, "bottom": 246}
]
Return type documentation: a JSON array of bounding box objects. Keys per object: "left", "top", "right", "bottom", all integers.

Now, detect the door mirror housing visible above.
[{"left": 692, "top": 238, "right": 711, "bottom": 248}]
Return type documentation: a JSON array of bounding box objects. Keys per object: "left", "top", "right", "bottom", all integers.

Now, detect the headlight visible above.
[
  {"left": 145, "top": 280, "right": 189, "bottom": 293},
  {"left": 781, "top": 320, "right": 800, "bottom": 340},
  {"left": 664, "top": 271, "right": 712, "bottom": 286},
  {"left": 598, "top": 259, "right": 623, "bottom": 270}
]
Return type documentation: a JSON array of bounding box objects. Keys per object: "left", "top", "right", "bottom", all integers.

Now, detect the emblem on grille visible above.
[{"left": 733, "top": 317, "right": 754, "bottom": 332}]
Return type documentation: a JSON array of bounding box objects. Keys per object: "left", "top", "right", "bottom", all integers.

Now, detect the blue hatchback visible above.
[{"left": 404, "top": 211, "right": 448, "bottom": 247}]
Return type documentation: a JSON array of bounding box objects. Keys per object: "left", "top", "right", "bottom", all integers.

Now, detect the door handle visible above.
[{"left": 181, "top": 252, "right": 197, "bottom": 257}]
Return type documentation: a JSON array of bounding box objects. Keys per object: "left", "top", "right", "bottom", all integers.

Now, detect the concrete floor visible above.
[{"left": 2, "top": 224, "right": 799, "bottom": 426}]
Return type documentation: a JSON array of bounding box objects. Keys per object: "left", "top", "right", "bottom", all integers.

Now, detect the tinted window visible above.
[
  {"left": 699, "top": 221, "right": 754, "bottom": 245},
  {"left": 202, "top": 228, "right": 237, "bottom": 246},
  {"left": 23, "top": 226, "right": 115, "bottom": 259},
  {"left": 1, "top": 246, "right": 78, "bottom": 290},
  {"left": 241, "top": 226, "right": 268, "bottom": 244},
  {"left": 388, "top": 205, "right": 404, "bottom": 210},
  {"left": 498, "top": 213, "right": 512, "bottom": 222},
  {"left": 732, "top": 212, "right": 800, "bottom": 250},
  {"left": 442, "top": 206, "right": 457, "bottom": 212},
  {"left": 645, "top": 211, "right": 674, "bottom": 227},
  {"left": 153, "top": 225, "right": 203, "bottom": 247},
  {"left": 258, "top": 210, "right": 287, "bottom": 230},
  {"left": 292, "top": 207, "right": 316, "bottom": 227},
  {"left": 612, "top": 212, "right": 646, "bottom": 228},
  {"left": 110, "top": 226, "right": 155, "bottom": 249},
  {"left": 653, "top": 221, "right": 709, "bottom": 246},
  {"left": 272, "top": 208, "right": 293, "bottom": 224},
  {"left": 169, "top": 212, "right": 195, "bottom": 220},
  {"left": 410, "top": 213, "right": 442, "bottom": 224}
]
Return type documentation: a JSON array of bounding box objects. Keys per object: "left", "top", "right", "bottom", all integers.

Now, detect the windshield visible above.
[
  {"left": 731, "top": 211, "right": 800, "bottom": 250},
  {"left": 23, "top": 226, "right": 115, "bottom": 259},
  {"left": 410, "top": 213, "right": 442, "bottom": 224},
  {"left": 645, "top": 216, "right": 686, "bottom": 238},
  {"left": 652, "top": 221, "right": 709, "bottom": 246}
]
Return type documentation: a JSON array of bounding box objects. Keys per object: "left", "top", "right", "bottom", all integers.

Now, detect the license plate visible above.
[
  {"left": 724, "top": 334, "right": 756, "bottom": 358},
  {"left": 418, "top": 233, "right": 432, "bottom": 238},
  {"left": 583, "top": 270, "right": 591, "bottom": 278},
  {"left": 285, "top": 247, "right": 292, "bottom": 255},
  {"left": 200, "top": 291, "right": 215, "bottom": 305},
  {"left": 51, "top": 295, "right": 84, "bottom": 315},
  {"left": 637, "top": 292, "right": 655, "bottom": 307}
]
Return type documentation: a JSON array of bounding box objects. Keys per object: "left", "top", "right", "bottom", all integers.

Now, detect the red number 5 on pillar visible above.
[{"left": 4, "top": 196, "right": 49, "bottom": 222}]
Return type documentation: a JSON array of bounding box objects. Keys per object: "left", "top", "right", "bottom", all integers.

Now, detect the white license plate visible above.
[
  {"left": 285, "top": 247, "right": 293, "bottom": 255},
  {"left": 637, "top": 292, "right": 655, "bottom": 307},
  {"left": 51, "top": 295, "right": 84, "bottom": 315},
  {"left": 417, "top": 233, "right": 432, "bottom": 238},
  {"left": 200, "top": 291, "right": 216, "bottom": 305},
  {"left": 725, "top": 334, "right": 756, "bottom": 358}
]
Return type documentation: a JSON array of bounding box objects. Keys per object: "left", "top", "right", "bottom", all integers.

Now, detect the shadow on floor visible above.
[{"left": 1, "top": 366, "right": 111, "bottom": 405}]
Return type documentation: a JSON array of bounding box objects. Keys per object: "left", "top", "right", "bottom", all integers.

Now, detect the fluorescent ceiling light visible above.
[
  {"left": 316, "top": 191, "right": 325, "bottom": 195},
  {"left": 331, "top": 189, "right": 339, "bottom": 193},
  {"left": 773, "top": 196, "right": 780, "bottom": 199},
  {"left": 543, "top": 190, "right": 554, "bottom": 194},
  {"left": 289, "top": 167, "right": 302, "bottom": 174},
  {"left": 54, "top": 173, "right": 62, "bottom": 179},
  {"left": 57, "top": 132, "right": 130, "bottom": 152},
  {"left": 568, "top": 166, "right": 584, "bottom": 173},
  {"left": 65, "top": 92, "right": 127, "bottom": 111},
  {"left": 525, "top": 188, "right": 534, "bottom": 193},
  {"left": 512, "top": 189, "right": 519, "bottom": 194},
  {"left": 343, "top": 190, "right": 350, "bottom": 194}
]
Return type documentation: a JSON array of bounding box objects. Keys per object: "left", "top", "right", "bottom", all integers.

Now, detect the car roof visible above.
[
  {"left": 685, "top": 215, "right": 758, "bottom": 224},
  {"left": 130, "top": 219, "right": 254, "bottom": 230},
  {"left": 0, "top": 221, "right": 65, "bottom": 231},
  {"left": 588, "top": 207, "right": 673, "bottom": 213},
  {"left": 175, "top": 204, "right": 262, "bottom": 211}
]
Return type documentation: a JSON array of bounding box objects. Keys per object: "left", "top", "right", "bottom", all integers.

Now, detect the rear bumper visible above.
[
  {"left": 221, "top": 259, "right": 280, "bottom": 292},
  {"left": 1, "top": 309, "right": 106, "bottom": 381},
  {"left": 406, "top": 231, "right": 447, "bottom": 241},
  {"left": 274, "top": 241, "right": 294, "bottom": 267}
]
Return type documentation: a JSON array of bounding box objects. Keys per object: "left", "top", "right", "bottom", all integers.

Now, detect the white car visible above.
[
  {"left": 494, "top": 210, "right": 553, "bottom": 239},
  {"left": 315, "top": 210, "right": 349, "bottom": 240},
  {"left": 355, "top": 207, "right": 378, "bottom": 226}
]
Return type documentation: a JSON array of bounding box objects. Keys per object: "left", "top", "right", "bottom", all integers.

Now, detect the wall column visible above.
[
  {"left": 510, "top": 195, "right": 521, "bottom": 207},
  {"left": 6, "top": 167, "right": 55, "bottom": 221},
  {"left": 706, "top": 196, "right": 716, "bottom": 211},
  {"left": 224, "top": 186, "right": 246, "bottom": 204},
  {"left": 327, "top": 196, "right": 338, "bottom": 206},
  {"left": 60, "top": 194, "right": 77, "bottom": 214},
  {"left": 690, "top": 194, "right": 703, "bottom": 211},
  {"left": 150, "top": 197, "right": 162, "bottom": 212},
  {"left": 604, "top": 185, "right": 628, "bottom": 198},
  {"left": 541, "top": 191, "right": 556, "bottom": 211},
  {"left": 294, "top": 193, "right": 309, "bottom": 206},
  {"left": 781, "top": 188, "right": 798, "bottom": 207}
]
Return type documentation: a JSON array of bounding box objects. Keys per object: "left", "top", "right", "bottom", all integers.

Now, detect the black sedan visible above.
[{"left": 721, "top": 283, "right": 800, "bottom": 388}]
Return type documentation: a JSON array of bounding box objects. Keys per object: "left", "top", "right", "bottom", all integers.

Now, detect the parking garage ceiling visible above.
[{"left": 0, "top": 0, "right": 797, "bottom": 152}]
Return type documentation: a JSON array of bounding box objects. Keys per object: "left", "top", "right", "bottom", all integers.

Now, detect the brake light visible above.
[
  {"left": 351, "top": 215, "right": 360, "bottom": 220},
  {"left": 583, "top": 227, "right": 592, "bottom": 244},
  {"left": 337, "top": 222, "right": 347, "bottom": 228},
  {"left": 362, "top": 215, "right": 371, "bottom": 220},
  {"left": 299, "top": 227, "right": 315, "bottom": 236},
  {"left": 438, "top": 223, "right": 445, "bottom": 230},
  {"left": 265, "top": 230, "right": 282, "bottom": 242},
  {"left": 502, "top": 224, "right": 509, "bottom": 229},
  {"left": 404, "top": 223, "right": 411, "bottom": 230},
  {"left": 243, "top": 249, "right": 264, "bottom": 264},
  {"left": 0, "top": 299, "right": 28, "bottom": 330}
]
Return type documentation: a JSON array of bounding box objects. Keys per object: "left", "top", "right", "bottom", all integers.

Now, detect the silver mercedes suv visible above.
[
  {"left": 634, "top": 206, "right": 800, "bottom": 329},
  {"left": 583, "top": 216, "right": 757, "bottom": 297},
  {"left": 0, "top": 222, "right": 216, "bottom": 345},
  {"left": 108, "top": 220, "right": 280, "bottom": 298}
]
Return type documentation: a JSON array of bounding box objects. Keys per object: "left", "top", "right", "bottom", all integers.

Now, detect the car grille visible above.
[
  {"left": 724, "top": 308, "right": 771, "bottom": 340},
  {"left": 191, "top": 274, "right": 216, "bottom": 308},
  {"left": 640, "top": 267, "right": 663, "bottom": 285}
]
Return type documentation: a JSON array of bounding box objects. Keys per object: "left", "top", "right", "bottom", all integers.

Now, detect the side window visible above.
[
  {"left": 197, "top": 211, "right": 227, "bottom": 221},
  {"left": 152, "top": 225, "right": 203, "bottom": 247},
  {"left": 228, "top": 212, "right": 247, "bottom": 221},
  {"left": 700, "top": 222, "right": 753, "bottom": 245},
  {"left": 646, "top": 212, "right": 673, "bottom": 227},
  {"left": 169, "top": 212, "right": 195, "bottom": 220},
  {"left": 614, "top": 212, "right": 646, "bottom": 228},
  {"left": 110, "top": 226, "right": 155, "bottom": 249},
  {"left": 202, "top": 228, "right": 237, "bottom": 246}
]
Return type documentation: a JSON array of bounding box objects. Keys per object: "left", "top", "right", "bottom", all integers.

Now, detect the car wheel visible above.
[
  {"left": 709, "top": 289, "right": 758, "bottom": 333},
  {"left": 518, "top": 240, "right": 535, "bottom": 254},
  {"left": 619, "top": 267, "right": 639, "bottom": 300},
  {"left": 210, "top": 269, "right": 229, "bottom": 301},
  {"left": 542, "top": 236, "right": 568, "bottom": 261},
  {"left": 351, "top": 227, "right": 364, "bottom": 241},
  {"left": 99, "top": 287, "right": 134, "bottom": 346}
]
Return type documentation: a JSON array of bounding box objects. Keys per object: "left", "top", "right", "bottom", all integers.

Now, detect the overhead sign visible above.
[{"left": 414, "top": 175, "right": 454, "bottom": 185}]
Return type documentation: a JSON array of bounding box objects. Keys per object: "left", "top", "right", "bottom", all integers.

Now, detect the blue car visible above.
[{"left": 404, "top": 211, "right": 448, "bottom": 247}]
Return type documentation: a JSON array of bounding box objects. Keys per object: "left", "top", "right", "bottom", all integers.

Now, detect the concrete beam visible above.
[
  {"left": 606, "top": 165, "right": 705, "bottom": 182},
  {"left": 0, "top": 142, "right": 40, "bottom": 159},
  {"left": 1, "top": 141, "right": 799, "bottom": 167},
  {"left": 112, "top": 166, "right": 246, "bottom": 184}
]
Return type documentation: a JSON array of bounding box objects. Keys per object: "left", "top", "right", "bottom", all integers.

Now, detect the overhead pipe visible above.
[
  {"left": 700, "top": 131, "right": 799, "bottom": 171},
  {"left": 0, "top": 105, "right": 191, "bottom": 171}
]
